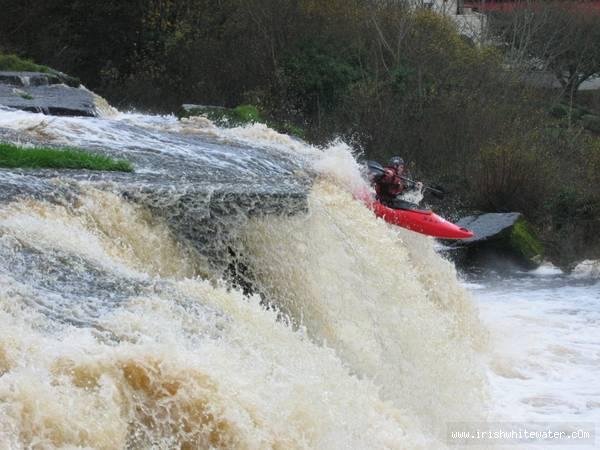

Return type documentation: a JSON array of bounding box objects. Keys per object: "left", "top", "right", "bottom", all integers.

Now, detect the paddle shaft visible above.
[
  {"left": 366, "top": 160, "right": 444, "bottom": 196},
  {"left": 398, "top": 176, "right": 443, "bottom": 195}
]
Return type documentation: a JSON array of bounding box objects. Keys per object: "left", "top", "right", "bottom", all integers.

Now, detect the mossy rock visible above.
[
  {"left": 0, "top": 53, "right": 50, "bottom": 73},
  {"left": 453, "top": 213, "right": 544, "bottom": 269},
  {"left": 179, "top": 103, "right": 306, "bottom": 138},
  {"left": 273, "top": 121, "right": 306, "bottom": 139},
  {"left": 179, "top": 104, "right": 262, "bottom": 126},
  {"left": 479, "top": 217, "right": 544, "bottom": 269},
  {"left": 0, "top": 54, "right": 80, "bottom": 87},
  {"left": 233, "top": 104, "right": 261, "bottom": 123},
  {"left": 508, "top": 218, "right": 544, "bottom": 267}
]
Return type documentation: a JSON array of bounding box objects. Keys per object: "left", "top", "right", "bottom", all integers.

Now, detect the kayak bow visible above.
[{"left": 362, "top": 195, "right": 474, "bottom": 239}]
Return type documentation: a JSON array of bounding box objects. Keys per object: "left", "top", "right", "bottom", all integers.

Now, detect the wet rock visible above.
[
  {"left": 0, "top": 71, "right": 96, "bottom": 117},
  {"left": 0, "top": 71, "right": 60, "bottom": 87},
  {"left": 0, "top": 168, "right": 309, "bottom": 274},
  {"left": 448, "top": 212, "right": 544, "bottom": 270},
  {"left": 179, "top": 103, "right": 306, "bottom": 138},
  {"left": 0, "top": 70, "right": 80, "bottom": 88},
  {"left": 179, "top": 104, "right": 262, "bottom": 126},
  {"left": 0, "top": 96, "right": 310, "bottom": 274}
]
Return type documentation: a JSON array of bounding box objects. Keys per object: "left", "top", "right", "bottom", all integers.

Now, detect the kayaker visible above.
[{"left": 374, "top": 156, "right": 423, "bottom": 208}]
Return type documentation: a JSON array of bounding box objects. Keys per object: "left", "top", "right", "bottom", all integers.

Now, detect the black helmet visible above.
[{"left": 388, "top": 156, "right": 404, "bottom": 168}]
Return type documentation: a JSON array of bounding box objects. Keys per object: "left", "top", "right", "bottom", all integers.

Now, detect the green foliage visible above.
[
  {"left": 2, "top": 0, "right": 599, "bottom": 263},
  {"left": 0, "top": 53, "right": 50, "bottom": 72},
  {"left": 473, "top": 129, "right": 557, "bottom": 214},
  {"left": 549, "top": 104, "right": 570, "bottom": 119},
  {"left": 283, "top": 40, "right": 360, "bottom": 113},
  {"left": 582, "top": 115, "right": 600, "bottom": 134},
  {"left": 544, "top": 189, "right": 581, "bottom": 223},
  {"left": 390, "top": 64, "right": 415, "bottom": 95},
  {"left": 0, "top": 143, "right": 133, "bottom": 172}
]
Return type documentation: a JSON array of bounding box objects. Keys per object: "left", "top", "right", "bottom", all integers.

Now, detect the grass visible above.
[
  {"left": 0, "top": 143, "right": 133, "bottom": 172},
  {"left": 0, "top": 54, "right": 50, "bottom": 73},
  {"left": 0, "top": 53, "right": 81, "bottom": 87}
]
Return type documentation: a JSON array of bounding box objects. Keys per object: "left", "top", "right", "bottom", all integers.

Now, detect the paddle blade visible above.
[
  {"left": 365, "top": 160, "right": 385, "bottom": 181},
  {"left": 425, "top": 185, "right": 446, "bottom": 199}
]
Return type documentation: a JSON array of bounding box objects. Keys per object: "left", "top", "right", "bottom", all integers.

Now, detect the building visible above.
[{"left": 417, "top": 0, "right": 487, "bottom": 42}]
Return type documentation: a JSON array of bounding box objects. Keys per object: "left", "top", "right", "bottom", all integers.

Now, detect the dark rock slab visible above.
[
  {"left": 0, "top": 167, "right": 308, "bottom": 274},
  {"left": 0, "top": 84, "right": 97, "bottom": 117},
  {"left": 456, "top": 212, "right": 522, "bottom": 243},
  {"left": 0, "top": 72, "right": 96, "bottom": 117},
  {"left": 179, "top": 103, "right": 261, "bottom": 126},
  {"left": 0, "top": 71, "right": 79, "bottom": 87},
  {"left": 447, "top": 212, "right": 544, "bottom": 270},
  {"left": 0, "top": 71, "right": 62, "bottom": 87}
]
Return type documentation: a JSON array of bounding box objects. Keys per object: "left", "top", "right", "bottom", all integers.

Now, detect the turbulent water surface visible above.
[
  {"left": 0, "top": 106, "right": 597, "bottom": 449},
  {"left": 470, "top": 268, "right": 600, "bottom": 427}
]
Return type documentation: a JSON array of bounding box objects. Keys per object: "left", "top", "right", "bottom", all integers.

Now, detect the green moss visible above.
[
  {"left": 179, "top": 104, "right": 262, "bottom": 126},
  {"left": 232, "top": 104, "right": 261, "bottom": 123},
  {"left": 18, "top": 92, "right": 33, "bottom": 100},
  {"left": 0, "top": 53, "right": 80, "bottom": 87},
  {"left": 509, "top": 219, "right": 544, "bottom": 266},
  {"left": 0, "top": 143, "right": 133, "bottom": 172},
  {"left": 274, "top": 121, "right": 305, "bottom": 139},
  {"left": 0, "top": 54, "right": 50, "bottom": 72},
  {"left": 179, "top": 103, "right": 307, "bottom": 138}
]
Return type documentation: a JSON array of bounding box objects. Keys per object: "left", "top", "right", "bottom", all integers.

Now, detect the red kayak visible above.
[{"left": 363, "top": 195, "right": 474, "bottom": 239}]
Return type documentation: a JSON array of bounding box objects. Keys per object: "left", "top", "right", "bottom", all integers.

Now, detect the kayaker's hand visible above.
[{"left": 416, "top": 182, "right": 423, "bottom": 190}]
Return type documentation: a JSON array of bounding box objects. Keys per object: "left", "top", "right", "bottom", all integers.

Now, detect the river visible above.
[
  {"left": 466, "top": 266, "right": 599, "bottom": 447},
  {"left": 0, "top": 107, "right": 597, "bottom": 449}
]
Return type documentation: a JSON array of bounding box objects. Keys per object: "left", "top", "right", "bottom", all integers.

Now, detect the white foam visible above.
[
  {"left": 571, "top": 260, "right": 600, "bottom": 279},
  {"left": 472, "top": 279, "right": 600, "bottom": 427},
  {"left": 529, "top": 262, "right": 564, "bottom": 277}
]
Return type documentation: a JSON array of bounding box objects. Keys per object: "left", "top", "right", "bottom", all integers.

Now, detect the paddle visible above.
[
  {"left": 365, "top": 160, "right": 446, "bottom": 199},
  {"left": 366, "top": 160, "right": 386, "bottom": 176}
]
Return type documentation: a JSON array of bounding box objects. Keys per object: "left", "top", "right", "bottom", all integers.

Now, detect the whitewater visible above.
[{"left": 0, "top": 106, "right": 598, "bottom": 449}]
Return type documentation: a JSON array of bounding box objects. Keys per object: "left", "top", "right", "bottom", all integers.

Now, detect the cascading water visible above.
[{"left": 0, "top": 104, "right": 495, "bottom": 449}]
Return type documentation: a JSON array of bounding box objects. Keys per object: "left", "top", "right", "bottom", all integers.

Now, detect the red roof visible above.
[{"left": 463, "top": 0, "right": 600, "bottom": 12}]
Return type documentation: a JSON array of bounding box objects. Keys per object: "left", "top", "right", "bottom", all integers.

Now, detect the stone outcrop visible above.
[
  {"left": 0, "top": 69, "right": 310, "bottom": 276},
  {"left": 0, "top": 71, "right": 98, "bottom": 117},
  {"left": 179, "top": 104, "right": 262, "bottom": 126},
  {"left": 179, "top": 103, "right": 305, "bottom": 138},
  {"left": 448, "top": 212, "right": 544, "bottom": 270}
]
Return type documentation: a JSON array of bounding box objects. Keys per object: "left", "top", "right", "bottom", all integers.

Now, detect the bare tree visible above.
[{"left": 490, "top": 1, "right": 600, "bottom": 101}]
